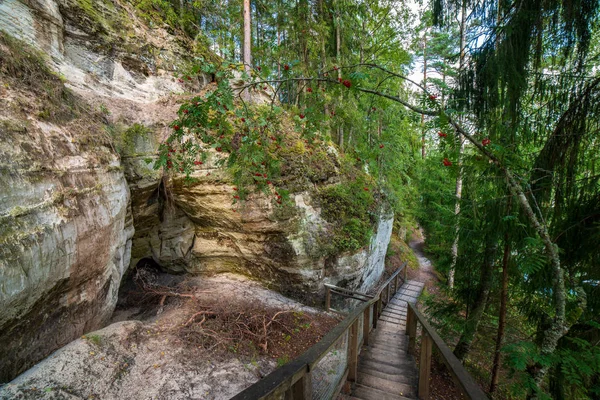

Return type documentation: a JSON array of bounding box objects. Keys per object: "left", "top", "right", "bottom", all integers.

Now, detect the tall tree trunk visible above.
[
  {"left": 242, "top": 0, "right": 252, "bottom": 100},
  {"left": 448, "top": 0, "right": 468, "bottom": 288},
  {"left": 421, "top": 32, "right": 427, "bottom": 159},
  {"left": 454, "top": 239, "right": 497, "bottom": 361},
  {"left": 336, "top": 1, "right": 341, "bottom": 78},
  {"left": 490, "top": 230, "right": 511, "bottom": 393},
  {"left": 243, "top": 0, "right": 252, "bottom": 73},
  {"left": 360, "top": 19, "right": 365, "bottom": 63},
  {"left": 447, "top": 115, "right": 569, "bottom": 386},
  {"left": 298, "top": 0, "right": 309, "bottom": 68}
]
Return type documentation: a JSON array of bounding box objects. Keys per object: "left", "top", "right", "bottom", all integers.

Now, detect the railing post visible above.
[
  {"left": 394, "top": 274, "right": 399, "bottom": 294},
  {"left": 325, "top": 286, "right": 331, "bottom": 312},
  {"left": 348, "top": 320, "right": 359, "bottom": 382},
  {"left": 363, "top": 306, "right": 370, "bottom": 345},
  {"left": 290, "top": 371, "right": 312, "bottom": 400},
  {"left": 403, "top": 265, "right": 408, "bottom": 282},
  {"left": 418, "top": 331, "right": 432, "bottom": 400},
  {"left": 406, "top": 305, "right": 417, "bottom": 354},
  {"left": 385, "top": 283, "right": 390, "bottom": 304},
  {"left": 372, "top": 302, "right": 378, "bottom": 329}
]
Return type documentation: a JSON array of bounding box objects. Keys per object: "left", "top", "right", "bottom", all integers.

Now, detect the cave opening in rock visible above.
[{"left": 111, "top": 257, "right": 186, "bottom": 322}]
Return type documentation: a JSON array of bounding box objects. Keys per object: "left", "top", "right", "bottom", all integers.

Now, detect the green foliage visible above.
[
  {"left": 119, "top": 123, "right": 151, "bottom": 155},
  {"left": 83, "top": 334, "right": 102, "bottom": 346},
  {"left": 134, "top": 0, "right": 197, "bottom": 37},
  {"left": 276, "top": 355, "right": 290, "bottom": 367},
  {"left": 317, "top": 177, "right": 377, "bottom": 252}
]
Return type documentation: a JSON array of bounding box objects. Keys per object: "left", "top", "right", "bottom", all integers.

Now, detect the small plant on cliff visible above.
[{"left": 317, "top": 176, "right": 378, "bottom": 252}]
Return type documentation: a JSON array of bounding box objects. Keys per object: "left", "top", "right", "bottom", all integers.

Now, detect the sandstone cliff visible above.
[{"left": 0, "top": 0, "right": 393, "bottom": 383}]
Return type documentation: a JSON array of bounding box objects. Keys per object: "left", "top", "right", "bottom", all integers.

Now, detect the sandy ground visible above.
[{"left": 0, "top": 273, "right": 339, "bottom": 400}]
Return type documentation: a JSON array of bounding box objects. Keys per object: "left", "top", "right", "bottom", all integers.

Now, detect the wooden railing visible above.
[
  {"left": 407, "top": 303, "right": 489, "bottom": 400},
  {"left": 231, "top": 262, "right": 407, "bottom": 400},
  {"left": 324, "top": 263, "right": 407, "bottom": 313}
]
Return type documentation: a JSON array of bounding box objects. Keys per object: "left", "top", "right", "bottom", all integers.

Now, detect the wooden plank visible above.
[
  {"left": 330, "top": 290, "right": 374, "bottom": 302},
  {"left": 291, "top": 371, "right": 312, "bottom": 400},
  {"left": 363, "top": 306, "right": 371, "bottom": 345},
  {"left": 353, "top": 384, "right": 414, "bottom": 400},
  {"left": 407, "top": 303, "right": 488, "bottom": 400},
  {"left": 348, "top": 320, "right": 359, "bottom": 381},
  {"left": 373, "top": 301, "right": 378, "bottom": 330},
  {"left": 324, "top": 283, "right": 374, "bottom": 299},
  {"left": 358, "top": 371, "right": 415, "bottom": 397},
  {"left": 386, "top": 283, "right": 391, "bottom": 304},
  {"left": 418, "top": 331, "right": 432, "bottom": 400},
  {"left": 406, "top": 305, "right": 417, "bottom": 355}
]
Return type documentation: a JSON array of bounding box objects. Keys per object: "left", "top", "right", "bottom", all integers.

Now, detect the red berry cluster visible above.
[
  {"left": 438, "top": 131, "right": 447, "bottom": 137},
  {"left": 482, "top": 138, "right": 491, "bottom": 146},
  {"left": 342, "top": 80, "right": 352, "bottom": 88},
  {"left": 443, "top": 158, "right": 452, "bottom": 166}
]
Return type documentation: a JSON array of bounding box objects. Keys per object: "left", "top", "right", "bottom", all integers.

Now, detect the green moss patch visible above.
[{"left": 316, "top": 176, "right": 378, "bottom": 253}]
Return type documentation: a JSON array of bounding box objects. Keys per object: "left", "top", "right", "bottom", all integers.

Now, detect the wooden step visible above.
[
  {"left": 359, "top": 352, "right": 417, "bottom": 369},
  {"left": 372, "top": 330, "right": 408, "bottom": 339},
  {"left": 358, "top": 365, "right": 417, "bottom": 385},
  {"left": 379, "top": 316, "right": 404, "bottom": 324},
  {"left": 367, "top": 341, "right": 407, "bottom": 353},
  {"left": 353, "top": 384, "right": 415, "bottom": 400},
  {"left": 387, "top": 303, "right": 408, "bottom": 310},
  {"left": 358, "top": 358, "right": 417, "bottom": 377},
  {"left": 361, "top": 347, "right": 410, "bottom": 360},
  {"left": 377, "top": 324, "right": 406, "bottom": 332},
  {"left": 381, "top": 309, "right": 407, "bottom": 318},
  {"left": 357, "top": 372, "right": 415, "bottom": 397}
]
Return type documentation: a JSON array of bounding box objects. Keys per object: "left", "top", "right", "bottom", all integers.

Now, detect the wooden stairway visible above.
[{"left": 349, "top": 280, "right": 425, "bottom": 400}]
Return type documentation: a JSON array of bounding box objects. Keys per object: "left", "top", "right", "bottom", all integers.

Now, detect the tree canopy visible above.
[{"left": 156, "top": 0, "right": 600, "bottom": 397}]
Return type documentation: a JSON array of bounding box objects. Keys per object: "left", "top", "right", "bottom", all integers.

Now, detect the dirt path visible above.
[
  {"left": 408, "top": 238, "right": 437, "bottom": 284},
  {"left": 406, "top": 229, "right": 440, "bottom": 297}
]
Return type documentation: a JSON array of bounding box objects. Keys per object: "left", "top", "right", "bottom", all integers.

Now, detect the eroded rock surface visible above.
[{"left": 0, "top": 35, "right": 133, "bottom": 381}]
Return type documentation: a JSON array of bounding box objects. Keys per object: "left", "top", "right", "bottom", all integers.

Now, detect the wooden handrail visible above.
[
  {"left": 232, "top": 262, "right": 407, "bottom": 400},
  {"left": 323, "top": 283, "right": 374, "bottom": 298},
  {"left": 406, "top": 303, "right": 489, "bottom": 400},
  {"left": 325, "top": 262, "right": 408, "bottom": 312}
]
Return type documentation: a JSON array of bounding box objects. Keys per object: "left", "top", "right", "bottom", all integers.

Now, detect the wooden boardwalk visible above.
[{"left": 349, "top": 280, "right": 425, "bottom": 400}]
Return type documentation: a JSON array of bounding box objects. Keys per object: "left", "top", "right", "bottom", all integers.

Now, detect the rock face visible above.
[
  {"left": 125, "top": 149, "right": 394, "bottom": 299},
  {"left": 0, "top": 0, "right": 206, "bottom": 382},
  {"left": 0, "top": 35, "right": 133, "bottom": 382},
  {"left": 0, "top": 0, "right": 394, "bottom": 384},
  {"left": 0, "top": 0, "right": 209, "bottom": 101}
]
